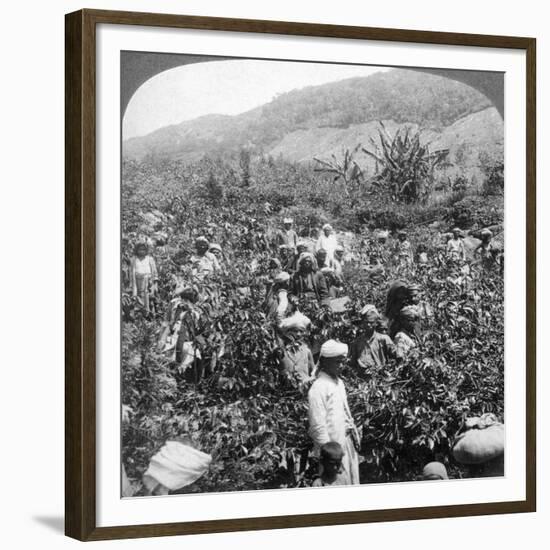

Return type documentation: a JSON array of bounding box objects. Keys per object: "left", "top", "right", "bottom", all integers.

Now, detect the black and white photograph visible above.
[{"left": 120, "top": 52, "right": 505, "bottom": 498}]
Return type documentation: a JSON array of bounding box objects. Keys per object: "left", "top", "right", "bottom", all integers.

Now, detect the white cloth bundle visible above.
[
  {"left": 143, "top": 441, "right": 212, "bottom": 492},
  {"left": 273, "top": 271, "right": 290, "bottom": 284},
  {"left": 452, "top": 413, "right": 504, "bottom": 465}
]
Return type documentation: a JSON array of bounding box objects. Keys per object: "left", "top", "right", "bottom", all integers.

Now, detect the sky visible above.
[{"left": 123, "top": 59, "right": 388, "bottom": 139}]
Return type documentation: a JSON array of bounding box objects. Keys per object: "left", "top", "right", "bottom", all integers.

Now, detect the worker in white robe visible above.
[
  {"left": 308, "top": 339, "right": 360, "bottom": 485},
  {"left": 316, "top": 224, "right": 338, "bottom": 265}
]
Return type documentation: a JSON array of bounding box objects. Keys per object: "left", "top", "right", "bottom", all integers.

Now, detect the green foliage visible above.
[
  {"left": 479, "top": 150, "right": 504, "bottom": 196},
  {"left": 313, "top": 145, "right": 365, "bottom": 199},
  {"left": 120, "top": 65, "right": 505, "bottom": 494},
  {"left": 122, "top": 164, "right": 504, "bottom": 492},
  {"left": 448, "top": 195, "right": 504, "bottom": 230},
  {"left": 363, "top": 122, "right": 449, "bottom": 203}
]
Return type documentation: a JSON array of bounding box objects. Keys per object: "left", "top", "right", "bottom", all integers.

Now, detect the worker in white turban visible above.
[
  {"left": 278, "top": 298, "right": 314, "bottom": 384},
  {"left": 307, "top": 339, "right": 360, "bottom": 485}
]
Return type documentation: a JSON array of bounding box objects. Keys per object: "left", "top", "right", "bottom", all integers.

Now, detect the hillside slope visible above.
[
  {"left": 123, "top": 69, "right": 496, "bottom": 163},
  {"left": 270, "top": 107, "right": 503, "bottom": 179}
]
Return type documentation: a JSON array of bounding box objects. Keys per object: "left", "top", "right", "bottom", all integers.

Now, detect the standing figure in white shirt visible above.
[
  {"left": 316, "top": 224, "right": 338, "bottom": 265},
  {"left": 308, "top": 339, "right": 360, "bottom": 485},
  {"left": 130, "top": 242, "right": 158, "bottom": 313},
  {"left": 446, "top": 227, "right": 466, "bottom": 262}
]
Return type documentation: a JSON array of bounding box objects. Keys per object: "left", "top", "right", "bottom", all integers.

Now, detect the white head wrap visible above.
[
  {"left": 195, "top": 236, "right": 209, "bottom": 246},
  {"left": 360, "top": 304, "right": 380, "bottom": 319},
  {"left": 297, "top": 252, "right": 315, "bottom": 269},
  {"left": 399, "top": 305, "right": 419, "bottom": 321},
  {"left": 273, "top": 271, "right": 290, "bottom": 284},
  {"left": 279, "top": 311, "right": 311, "bottom": 332},
  {"left": 320, "top": 339, "right": 348, "bottom": 358}
]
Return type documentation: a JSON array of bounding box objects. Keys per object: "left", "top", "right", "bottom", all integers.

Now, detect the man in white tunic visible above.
[
  {"left": 308, "top": 340, "right": 360, "bottom": 485},
  {"left": 316, "top": 224, "right": 338, "bottom": 265}
]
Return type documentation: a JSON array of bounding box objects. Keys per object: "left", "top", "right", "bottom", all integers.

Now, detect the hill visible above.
[
  {"left": 123, "top": 69, "right": 496, "bottom": 163},
  {"left": 270, "top": 107, "right": 503, "bottom": 182}
]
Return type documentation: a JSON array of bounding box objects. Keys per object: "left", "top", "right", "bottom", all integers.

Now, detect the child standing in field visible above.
[
  {"left": 395, "top": 230, "right": 413, "bottom": 266},
  {"left": 312, "top": 442, "right": 347, "bottom": 487},
  {"left": 130, "top": 242, "right": 158, "bottom": 313}
]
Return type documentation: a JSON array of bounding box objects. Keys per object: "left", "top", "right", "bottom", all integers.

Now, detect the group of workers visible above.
[{"left": 127, "top": 215, "right": 502, "bottom": 488}]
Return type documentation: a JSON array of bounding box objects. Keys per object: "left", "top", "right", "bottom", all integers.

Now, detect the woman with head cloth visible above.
[
  {"left": 394, "top": 306, "right": 420, "bottom": 360},
  {"left": 386, "top": 280, "right": 425, "bottom": 338},
  {"left": 308, "top": 339, "right": 360, "bottom": 485},
  {"left": 291, "top": 252, "right": 329, "bottom": 303},
  {"left": 349, "top": 305, "right": 396, "bottom": 374},
  {"left": 190, "top": 236, "right": 220, "bottom": 278}
]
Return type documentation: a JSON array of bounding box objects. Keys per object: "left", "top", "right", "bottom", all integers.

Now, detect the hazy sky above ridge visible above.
[{"left": 123, "top": 58, "right": 388, "bottom": 139}]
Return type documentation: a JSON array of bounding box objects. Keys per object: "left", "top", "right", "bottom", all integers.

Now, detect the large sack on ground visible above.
[
  {"left": 452, "top": 413, "right": 504, "bottom": 464},
  {"left": 143, "top": 441, "right": 212, "bottom": 493}
]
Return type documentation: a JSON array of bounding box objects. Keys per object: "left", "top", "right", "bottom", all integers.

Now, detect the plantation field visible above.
[{"left": 121, "top": 151, "right": 504, "bottom": 494}]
